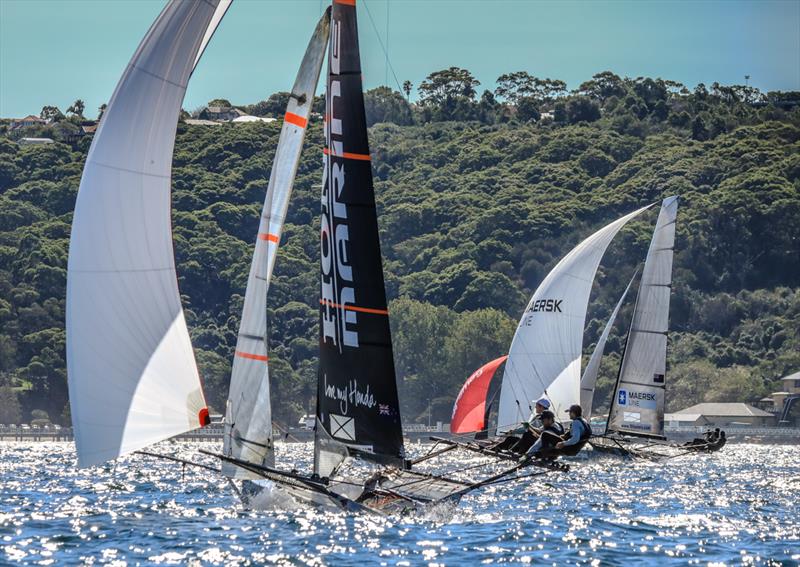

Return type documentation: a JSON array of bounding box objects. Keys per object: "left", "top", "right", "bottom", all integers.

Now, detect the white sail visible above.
[
  {"left": 222, "top": 9, "right": 330, "bottom": 479},
  {"left": 497, "top": 205, "right": 651, "bottom": 430},
  {"left": 579, "top": 271, "right": 636, "bottom": 417},
  {"left": 66, "top": 0, "right": 231, "bottom": 468},
  {"left": 607, "top": 196, "right": 678, "bottom": 439}
]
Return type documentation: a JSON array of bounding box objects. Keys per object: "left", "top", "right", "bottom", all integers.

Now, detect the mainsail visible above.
[
  {"left": 314, "top": 0, "right": 405, "bottom": 477},
  {"left": 66, "top": 0, "right": 231, "bottom": 467},
  {"left": 496, "top": 205, "right": 651, "bottom": 431},
  {"left": 579, "top": 272, "right": 637, "bottom": 417},
  {"left": 222, "top": 8, "right": 331, "bottom": 480},
  {"left": 451, "top": 356, "right": 508, "bottom": 434},
  {"left": 606, "top": 196, "right": 678, "bottom": 439}
]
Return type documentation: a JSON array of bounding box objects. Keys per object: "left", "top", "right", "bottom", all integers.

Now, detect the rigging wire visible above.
[{"left": 362, "top": 0, "right": 404, "bottom": 94}]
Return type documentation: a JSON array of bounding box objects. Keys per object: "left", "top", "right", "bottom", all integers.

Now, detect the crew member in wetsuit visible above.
[
  {"left": 554, "top": 404, "right": 592, "bottom": 455},
  {"left": 493, "top": 398, "right": 550, "bottom": 452},
  {"left": 522, "top": 410, "right": 564, "bottom": 459},
  {"left": 508, "top": 398, "right": 553, "bottom": 454}
]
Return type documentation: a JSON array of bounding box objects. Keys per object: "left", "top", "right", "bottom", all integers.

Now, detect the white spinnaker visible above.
[
  {"left": 222, "top": 9, "right": 330, "bottom": 479},
  {"left": 497, "top": 205, "right": 651, "bottom": 431},
  {"left": 579, "top": 271, "right": 636, "bottom": 417},
  {"left": 66, "top": 0, "right": 230, "bottom": 468},
  {"left": 607, "top": 196, "right": 678, "bottom": 439}
]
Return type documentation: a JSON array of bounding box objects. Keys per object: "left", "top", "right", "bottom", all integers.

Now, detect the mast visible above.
[
  {"left": 314, "top": 0, "right": 405, "bottom": 477},
  {"left": 222, "top": 9, "right": 331, "bottom": 479},
  {"left": 606, "top": 196, "right": 678, "bottom": 439},
  {"left": 496, "top": 205, "right": 651, "bottom": 431},
  {"left": 579, "top": 270, "right": 637, "bottom": 418},
  {"left": 66, "top": 0, "right": 231, "bottom": 467}
]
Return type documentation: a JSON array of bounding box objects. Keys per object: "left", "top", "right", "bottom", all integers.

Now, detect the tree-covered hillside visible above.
[{"left": 0, "top": 71, "right": 798, "bottom": 427}]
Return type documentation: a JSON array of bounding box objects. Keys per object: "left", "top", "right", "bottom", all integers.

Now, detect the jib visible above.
[{"left": 527, "top": 299, "right": 563, "bottom": 313}]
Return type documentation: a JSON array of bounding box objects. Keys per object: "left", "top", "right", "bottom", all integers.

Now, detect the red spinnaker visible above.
[{"left": 450, "top": 355, "right": 508, "bottom": 434}]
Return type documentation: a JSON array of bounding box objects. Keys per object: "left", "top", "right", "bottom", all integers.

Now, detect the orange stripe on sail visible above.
[
  {"left": 235, "top": 351, "right": 269, "bottom": 362},
  {"left": 319, "top": 299, "right": 388, "bottom": 315},
  {"left": 284, "top": 112, "right": 308, "bottom": 128},
  {"left": 334, "top": 0, "right": 356, "bottom": 5},
  {"left": 257, "top": 233, "right": 279, "bottom": 243},
  {"left": 322, "top": 147, "right": 371, "bottom": 161}
]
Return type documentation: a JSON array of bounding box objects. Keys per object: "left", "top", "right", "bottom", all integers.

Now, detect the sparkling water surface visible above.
[{"left": 1, "top": 442, "right": 798, "bottom": 565}]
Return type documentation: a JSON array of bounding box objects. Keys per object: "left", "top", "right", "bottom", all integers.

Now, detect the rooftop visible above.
[
  {"left": 674, "top": 403, "right": 773, "bottom": 417},
  {"left": 780, "top": 371, "right": 799, "bottom": 382}
]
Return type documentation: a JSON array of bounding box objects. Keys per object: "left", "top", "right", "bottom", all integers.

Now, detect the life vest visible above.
[
  {"left": 576, "top": 417, "right": 592, "bottom": 441},
  {"left": 546, "top": 422, "right": 565, "bottom": 436}
]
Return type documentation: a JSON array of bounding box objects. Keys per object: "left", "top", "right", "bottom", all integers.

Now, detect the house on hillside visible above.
[
  {"left": 17, "top": 137, "right": 54, "bottom": 146},
  {"left": 10, "top": 115, "right": 47, "bottom": 129},
  {"left": 753, "top": 371, "right": 800, "bottom": 425},
  {"left": 668, "top": 403, "right": 775, "bottom": 427},
  {"left": 197, "top": 106, "right": 246, "bottom": 122},
  {"left": 231, "top": 115, "right": 276, "bottom": 124}
]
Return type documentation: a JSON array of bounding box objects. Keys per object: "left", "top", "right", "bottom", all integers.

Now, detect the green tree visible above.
[
  {"left": 0, "top": 386, "right": 21, "bottom": 424},
  {"left": 66, "top": 99, "right": 85, "bottom": 117},
  {"left": 418, "top": 67, "right": 481, "bottom": 105}
]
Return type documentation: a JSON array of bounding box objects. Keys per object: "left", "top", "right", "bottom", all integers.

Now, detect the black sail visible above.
[{"left": 314, "top": 0, "right": 405, "bottom": 476}]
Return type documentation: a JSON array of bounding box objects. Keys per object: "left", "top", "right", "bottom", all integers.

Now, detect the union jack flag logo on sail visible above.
[{"left": 379, "top": 404, "right": 391, "bottom": 416}]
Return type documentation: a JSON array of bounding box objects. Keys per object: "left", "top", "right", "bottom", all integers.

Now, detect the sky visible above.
[{"left": 1, "top": 0, "right": 798, "bottom": 118}]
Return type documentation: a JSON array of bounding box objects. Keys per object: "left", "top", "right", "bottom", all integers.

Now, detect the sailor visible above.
[
  {"left": 508, "top": 398, "right": 551, "bottom": 453},
  {"left": 526, "top": 398, "right": 550, "bottom": 429},
  {"left": 492, "top": 398, "right": 550, "bottom": 452},
  {"left": 554, "top": 404, "right": 592, "bottom": 455},
  {"left": 523, "top": 410, "right": 564, "bottom": 458}
]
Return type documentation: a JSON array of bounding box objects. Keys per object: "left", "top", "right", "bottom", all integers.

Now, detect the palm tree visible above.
[{"left": 67, "top": 99, "right": 85, "bottom": 117}]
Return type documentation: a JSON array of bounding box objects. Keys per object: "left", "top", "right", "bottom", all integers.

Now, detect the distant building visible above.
[
  {"left": 232, "top": 115, "right": 276, "bottom": 124},
  {"left": 752, "top": 371, "right": 800, "bottom": 424},
  {"left": 184, "top": 119, "right": 222, "bottom": 126},
  {"left": 81, "top": 124, "right": 98, "bottom": 135},
  {"left": 667, "top": 403, "right": 775, "bottom": 427},
  {"left": 17, "top": 137, "right": 54, "bottom": 146},
  {"left": 197, "top": 106, "right": 246, "bottom": 122},
  {"left": 10, "top": 115, "right": 47, "bottom": 129}
]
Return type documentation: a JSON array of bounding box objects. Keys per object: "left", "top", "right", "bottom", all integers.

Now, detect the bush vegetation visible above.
[{"left": 0, "top": 71, "right": 798, "bottom": 426}]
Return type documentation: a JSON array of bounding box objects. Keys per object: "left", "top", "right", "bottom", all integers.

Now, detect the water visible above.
[{"left": 1, "top": 442, "right": 798, "bottom": 565}]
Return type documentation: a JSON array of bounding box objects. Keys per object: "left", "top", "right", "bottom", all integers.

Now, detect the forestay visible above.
[
  {"left": 579, "top": 272, "right": 636, "bottom": 417},
  {"left": 314, "top": 0, "right": 405, "bottom": 477},
  {"left": 66, "top": 0, "right": 231, "bottom": 467},
  {"left": 607, "top": 196, "right": 678, "bottom": 439},
  {"left": 222, "top": 8, "right": 330, "bottom": 480},
  {"left": 497, "top": 205, "right": 650, "bottom": 431}
]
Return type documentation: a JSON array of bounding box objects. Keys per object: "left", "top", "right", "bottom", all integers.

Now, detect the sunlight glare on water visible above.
[{"left": 1, "top": 441, "right": 798, "bottom": 564}]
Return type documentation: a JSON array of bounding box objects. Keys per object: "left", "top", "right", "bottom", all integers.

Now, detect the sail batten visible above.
[
  {"left": 496, "top": 205, "right": 651, "bottom": 431},
  {"left": 222, "top": 9, "right": 331, "bottom": 479},
  {"left": 314, "top": 0, "right": 405, "bottom": 477},
  {"left": 67, "top": 0, "right": 231, "bottom": 468},
  {"left": 606, "top": 196, "right": 679, "bottom": 439}
]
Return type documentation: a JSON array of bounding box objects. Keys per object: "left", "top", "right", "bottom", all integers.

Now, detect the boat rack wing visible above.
[
  {"left": 427, "top": 436, "right": 571, "bottom": 472},
  {"left": 199, "top": 449, "right": 375, "bottom": 513}
]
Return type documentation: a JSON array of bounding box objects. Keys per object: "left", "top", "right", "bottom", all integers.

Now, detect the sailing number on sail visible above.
[{"left": 321, "top": 17, "right": 358, "bottom": 351}]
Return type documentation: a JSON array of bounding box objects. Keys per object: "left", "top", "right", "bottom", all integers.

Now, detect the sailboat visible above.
[
  {"left": 67, "top": 0, "right": 232, "bottom": 468},
  {"left": 207, "top": 0, "right": 531, "bottom": 513},
  {"left": 585, "top": 197, "right": 723, "bottom": 457},
  {"left": 221, "top": 7, "right": 331, "bottom": 482},
  {"left": 442, "top": 204, "right": 651, "bottom": 460}
]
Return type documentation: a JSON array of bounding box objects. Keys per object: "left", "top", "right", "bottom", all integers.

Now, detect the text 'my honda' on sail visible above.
[
  {"left": 222, "top": 8, "right": 331, "bottom": 480},
  {"left": 66, "top": 0, "right": 232, "bottom": 468},
  {"left": 315, "top": 0, "right": 405, "bottom": 478}
]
